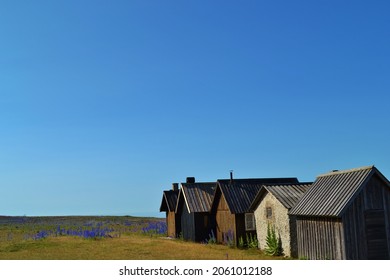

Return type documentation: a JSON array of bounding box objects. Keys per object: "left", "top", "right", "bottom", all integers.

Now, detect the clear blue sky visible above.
[{"left": 1, "top": 1, "right": 389, "bottom": 217}]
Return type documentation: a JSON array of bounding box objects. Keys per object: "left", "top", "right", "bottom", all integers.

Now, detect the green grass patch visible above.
[
  {"left": 0, "top": 216, "right": 286, "bottom": 260},
  {"left": 1, "top": 240, "right": 57, "bottom": 253}
]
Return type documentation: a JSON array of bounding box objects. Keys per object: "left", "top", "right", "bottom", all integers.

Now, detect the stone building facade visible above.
[
  {"left": 251, "top": 183, "right": 311, "bottom": 258},
  {"left": 254, "top": 192, "right": 295, "bottom": 256}
]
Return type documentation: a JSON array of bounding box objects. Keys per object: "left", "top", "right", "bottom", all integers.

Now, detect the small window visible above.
[
  {"left": 245, "top": 213, "right": 256, "bottom": 231},
  {"left": 266, "top": 207, "right": 272, "bottom": 219}
]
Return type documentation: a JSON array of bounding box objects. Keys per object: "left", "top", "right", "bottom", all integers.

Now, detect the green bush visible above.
[
  {"left": 237, "top": 233, "right": 258, "bottom": 249},
  {"left": 238, "top": 236, "right": 245, "bottom": 249},
  {"left": 264, "top": 223, "right": 283, "bottom": 256},
  {"left": 246, "top": 233, "right": 259, "bottom": 249}
]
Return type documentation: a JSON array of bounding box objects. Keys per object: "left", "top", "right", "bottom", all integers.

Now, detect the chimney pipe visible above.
[
  {"left": 172, "top": 183, "right": 179, "bottom": 191},
  {"left": 186, "top": 177, "right": 195, "bottom": 184},
  {"left": 230, "top": 170, "right": 233, "bottom": 184}
]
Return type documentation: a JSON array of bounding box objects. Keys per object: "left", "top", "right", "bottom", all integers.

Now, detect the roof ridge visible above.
[
  {"left": 218, "top": 177, "right": 297, "bottom": 181},
  {"left": 262, "top": 182, "right": 312, "bottom": 187},
  {"left": 181, "top": 182, "right": 216, "bottom": 185},
  {"left": 317, "top": 165, "right": 374, "bottom": 177},
  {"left": 181, "top": 182, "right": 216, "bottom": 188},
  {"left": 164, "top": 189, "right": 179, "bottom": 193}
]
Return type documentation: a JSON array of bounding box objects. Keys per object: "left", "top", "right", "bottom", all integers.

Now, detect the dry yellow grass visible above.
[{"left": 0, "top": 233, "right": 285, "bottom": 260}]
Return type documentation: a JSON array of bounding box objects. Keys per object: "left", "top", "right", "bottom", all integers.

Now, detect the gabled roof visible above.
[
  {"left": 289, "top": 166, "right": 390, "bottom": 217},
  {"left": 176, "top": 182, "right": 216, "bottom": 213},
  {"left": 249, "top": 183, "right": 312, "bottom": 211},
  {"left": 215, "top": 177, "right": 299, "bottom": 214},
  {"left": 159, "top": 190, "right": 179, "bottom": 212}
]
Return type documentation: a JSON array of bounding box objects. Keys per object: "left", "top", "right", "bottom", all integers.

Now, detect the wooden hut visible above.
[
  {"left": 175, "top": 178, "right": 216, "bottom": 242},
  {"left": 249, "top": 183, "right": 311, "bottom": 257},
  {"left": 159, "top": 183, "right": 179, "bottom": 238},
  {"left": 289, "top": 166, "right": 390, "bottom": 260},
  {"left": 211, "top": 176, "right": 299, "bottom": 246}
]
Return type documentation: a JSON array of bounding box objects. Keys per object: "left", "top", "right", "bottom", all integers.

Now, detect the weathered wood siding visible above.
[
  {"left": 289, "top": 216, "right": 298, "bottom": 258},
  {"left": 180, "top": 203, "right": 195, "bottom": 241},
  {"left": 215, "top": 193, "right": 236, "bottom": 244},
  {"left": 342, "top": 174, "right": 390, "bottom": 259},
  {"left": 383, "top": 178, "right": 390, "bottom": 258},
  {"left": 176, "top": 200, "right": 215, "bottom": 242},
  {"left": 296, "top": 217, "right": 345, "bottom": 260},
  {"left": 167, "top": 211, "right": 176, "bottom": 238}
]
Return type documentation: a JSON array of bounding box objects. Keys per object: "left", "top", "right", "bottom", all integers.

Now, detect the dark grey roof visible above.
[
  {"left": 249, "top": 183, "right": 312, "bottom": 211},
  {"left": 159, "top": 190, "right": 179, "bottom": 212},
  {"left": 289, "top": 166, "right": 390, "bottom": 217},
  {"left": 217, "top": 178, "right": 299, "bottom": 214},
  {"left": 176, "top": 182, "right": 216, "bottom": 213}
]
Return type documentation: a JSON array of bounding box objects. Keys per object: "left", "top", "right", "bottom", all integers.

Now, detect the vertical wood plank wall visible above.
[
  {"left": 180, "top": 205, "right": 195, "bottom": 241},
  {"left": 383, "top": 181, "right": 390, "bottom": 257},
  {"left": 215, "top": 194, "right": 236, "bottom": 244},
  {"left": 167, "top": 211, "right": 176, "bottom": 238},
  {"left": 343, "top": 174, "right": 390, "bottom": 259},
  {"left": 296, "top": 217, "right": 344, "bottom": 260},
  {"left": 296, "top": 174, "right": 390, "bottom": 260},
  {"left": 289, "top": 216, "right": 299, "bottom": 258}
]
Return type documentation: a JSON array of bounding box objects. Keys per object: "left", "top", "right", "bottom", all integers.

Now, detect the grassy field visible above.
[{"left": 0, "top": 216, "right": 284, "bottom": 260}]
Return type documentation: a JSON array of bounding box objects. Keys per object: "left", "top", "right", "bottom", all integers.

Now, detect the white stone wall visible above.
[{"left": 254, "top": 192, "right": 292, "bottom": 257}]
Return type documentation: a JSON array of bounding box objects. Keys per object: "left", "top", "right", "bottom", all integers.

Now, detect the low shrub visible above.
[
  {"left": 264, "top": 223, "right": 283, "bottom": 256},
  {"left": 246, "top": 233, "right": 258, "bottom": 249}
]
